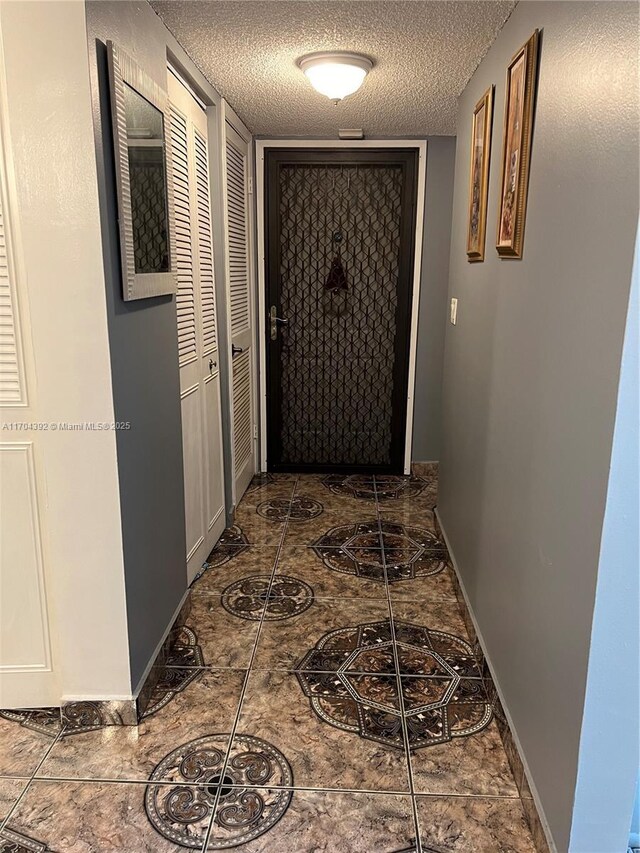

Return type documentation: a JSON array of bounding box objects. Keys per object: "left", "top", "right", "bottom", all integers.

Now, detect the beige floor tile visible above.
[
  {"left": 0, "top": 714, "right": 59, "bottom": 778},
  {"left": 6, "top": 780, "right": 206, "bottom": 851},
  {"left": 274, "top": 544, "right": 388, "bottom": 599},
  {"left": 416, "top": 795, "right": 536, "bottom": 852},
  {"left": 283, "top": 512, "right": 380, "bottom": 547},
  {"left": 192, "top": 547, "right": 279, "bottom": 595},
  {"left": 0, "top": 777, "right": 27, "bottom": 823},
  {"left": 252, "top": 597, "right": 391, "bottom": 671},
  {"left": 189, "top": 595, "right": 260, "bottom": 667},
  {"left": 209, "top": 788, "right": 416, "bottom": 851},
  {"left": 409, "top": 719, "right": 519, "bottom": 797},
  {"left": 233, "top": 670, "right": 410, "bottom": 792}
]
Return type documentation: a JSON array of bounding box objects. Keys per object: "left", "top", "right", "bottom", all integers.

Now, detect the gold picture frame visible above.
[
  {"left": 466, "top": 86, "right": 494, "bottom": 262},
  {"left": 496, "top": 30, "right": 539, "bottom": 259}
]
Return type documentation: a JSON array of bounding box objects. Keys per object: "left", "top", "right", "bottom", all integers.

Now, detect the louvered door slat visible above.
[
  {"left": 232, "top": 349, "right": 252, "bottom": 474},
  {"left": 0, "top": 192, "right": 23, "bottom": 405},
  {"left": 169, "top": 107, "right": 196, "bottom": 364},
  {"left": 194, "top": 129, "right": 217, "bottom": 355},
  {"left": 225, "top": 139, "right": 250, "bottom": 336}
]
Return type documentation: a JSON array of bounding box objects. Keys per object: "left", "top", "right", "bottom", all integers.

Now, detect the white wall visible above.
[{"left": 0, "top": 0, "right": 131, "bottom": 700}]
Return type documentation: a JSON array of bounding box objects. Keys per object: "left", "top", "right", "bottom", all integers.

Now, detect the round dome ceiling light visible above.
[{"left": 298, "top": 52, "right": 373, "bottom": 104}]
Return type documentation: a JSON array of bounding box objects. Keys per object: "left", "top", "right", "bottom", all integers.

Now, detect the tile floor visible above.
[{"left": 0, "top": 470, "right": 537, "bottom": 852}]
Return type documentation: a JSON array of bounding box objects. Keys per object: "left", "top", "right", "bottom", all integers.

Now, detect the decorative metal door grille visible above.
[
  {"left": 269, "top": 155, "right": 413, "bottom": 470},
  {"left": 277, "top": 162, "right": 404, "bottom": 467}
]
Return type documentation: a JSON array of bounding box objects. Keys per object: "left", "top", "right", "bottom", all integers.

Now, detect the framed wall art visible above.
[
  {"left": 496, "top": 30, "right": 539, "bottom": 259},
  {"left": 107, "top": 41, "right": 176, "bottom": 300},
  {"left": 466, "top": 86, "right": 494, "bottom": 262}
]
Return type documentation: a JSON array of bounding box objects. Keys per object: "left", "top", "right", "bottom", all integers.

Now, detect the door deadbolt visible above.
[{"left": 269, "top": 305, "right": 288, "bottom": 340}]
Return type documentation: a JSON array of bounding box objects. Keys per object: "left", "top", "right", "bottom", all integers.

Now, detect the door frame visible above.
[{"left": 255, "top": 139, "right": 427, "bottom": 475}]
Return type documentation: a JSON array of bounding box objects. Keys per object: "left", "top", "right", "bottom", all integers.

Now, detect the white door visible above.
[
  {"left": 168, "top": 72, "right": 225, "bottom": 583},
  {"left": 222, "top": 110, "right": 256, "bottom": 504},
  {"left": 0, "top": 66, "right": 58, "bottom": 707}
]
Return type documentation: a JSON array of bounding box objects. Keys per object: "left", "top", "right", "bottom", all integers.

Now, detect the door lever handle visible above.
[{"left": 269, "top": 305, "right": 288, "bottom": 341}]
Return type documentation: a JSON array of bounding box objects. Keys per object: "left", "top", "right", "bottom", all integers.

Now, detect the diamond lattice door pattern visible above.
[{"left": 266, "top": 149, "right": 418, "bottom": 472}]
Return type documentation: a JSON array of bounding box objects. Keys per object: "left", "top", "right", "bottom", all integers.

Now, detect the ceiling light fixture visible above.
[{"left": 298, "top": 52, "right": 373, "bottom": 104}]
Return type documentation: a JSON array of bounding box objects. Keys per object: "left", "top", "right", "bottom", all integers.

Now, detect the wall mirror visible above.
[{"left": 107, "top": 41, "right": 176, "bottom": 301}]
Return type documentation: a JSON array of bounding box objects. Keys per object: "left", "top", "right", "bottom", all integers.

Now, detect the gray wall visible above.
[
  {"left": 85, "top": 2, "right": 191, "bottom": 688},
  {"left": 437, "top": 3, "right": 639, "bottom": 851},
  {"left": 412, "top": 136, "right": 456, "bottom": 461}
]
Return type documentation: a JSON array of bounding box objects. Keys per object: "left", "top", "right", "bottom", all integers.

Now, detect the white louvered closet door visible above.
[
  {"left": 224, "top": 119, "right": 256, "bottom": 503},
  {"left": 169, "top": 72, "right": 225, "bottom": 583}
]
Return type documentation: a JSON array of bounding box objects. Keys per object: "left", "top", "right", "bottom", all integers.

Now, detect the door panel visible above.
[
  {"left": 232, "top": 347, "right": 253, "bottom": 491},
  {"left": 223, "top": 119, "right": 256, "bottom": 501},
  {"left": 169, "top": 72, "right": 225, "bottom": 582},
  {"left": 0, "top": 445, "right": 51, "bottom": 670},
  {"left": 265, "top": 149, "right": 418, "bottom": 474},
  {"left": 180, "top": 384, "right": 204, "bottom": 561},
  {"left": 203, "top": 372, "right": 225, "bottom": 532}
]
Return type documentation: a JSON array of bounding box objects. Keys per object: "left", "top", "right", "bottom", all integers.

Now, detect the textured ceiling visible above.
[{"left": 151, "top": 1, "right": 516, "bottom": 136}]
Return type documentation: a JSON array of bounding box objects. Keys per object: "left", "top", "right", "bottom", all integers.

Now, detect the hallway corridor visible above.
[{"left": 0, "top": 470, "right": 537, "bottom": 851}]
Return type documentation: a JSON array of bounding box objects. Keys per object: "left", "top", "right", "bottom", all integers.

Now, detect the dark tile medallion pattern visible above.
[
  {"left": 138, "top": 624, "right": 205, "bottom": 721},
  {"left": 312, "top": 520, "right": 448, "bottom": 583},
  {"left": 165, "top": 626, "right": 205, "bottom": 668},
  {"left": 322, "top": 474, "right": 434, "bottom": 503},
  {"left": 375, "top": 475, "right": 432, "bottom": 502},
  {"left": 246, "top": 472, "right": 276, "bottom": 490},
  {"left": 204, "top": 526, "right": 250, "bottom": 568},
  {"left": 140, "top": 667, "right": 203, "bottom": 721},
  {"left": 0, "top": 709, "right": 61, "bottom": 740},
  {"left": 247, "top": 472, "right": 295, "bottom": 492},
  {"left": 221, "top": 576, "right": 314, "bottom": 622},
  {"left": 322, "top": 474, "right": 378, "bottom": 501},
  {"left": 256, "top": 496, "right": 323, "bottom": 522},
  {"left": 0, "top": 701, "right": 138, "bottom": 740},
  {"left": 61, "top": 700, "right": 137, "bottom": 733},
  {"left": 145, "top": 734, "right": 293, "bottom": 849},
  {"left": 297, "top": 620, "right": 492, "bottom": 750},
  {"left": 0, "top": 825, "right": 52, "bottom": 852}
]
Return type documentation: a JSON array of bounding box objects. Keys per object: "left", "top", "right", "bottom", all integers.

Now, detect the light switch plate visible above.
[{"left": 450, "top": 297, "right": 458, "bottom": 325}]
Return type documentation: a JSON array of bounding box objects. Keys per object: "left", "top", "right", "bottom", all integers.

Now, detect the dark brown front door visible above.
[{"left": 265, "top": 148, "right": 418, "bottom": 474}]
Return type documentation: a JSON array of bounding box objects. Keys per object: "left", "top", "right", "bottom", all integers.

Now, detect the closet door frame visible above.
[{"left": 256, "top": 139, "right": 427, "bottom": 475}]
